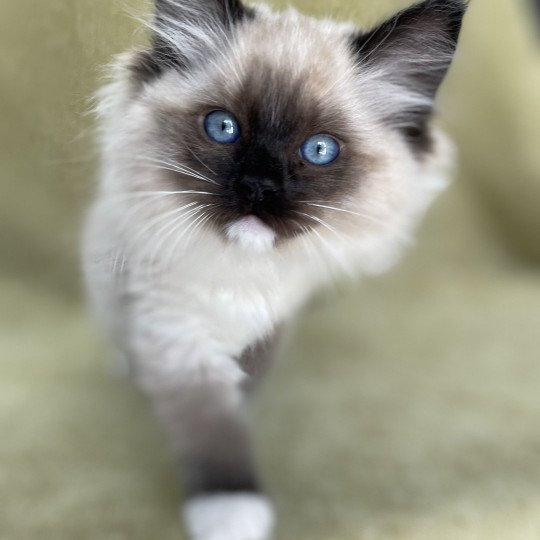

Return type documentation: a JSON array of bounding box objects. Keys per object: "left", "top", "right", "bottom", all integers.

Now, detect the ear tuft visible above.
[{"left": 134, "top": 0, "right": 255, "bottom": 82}]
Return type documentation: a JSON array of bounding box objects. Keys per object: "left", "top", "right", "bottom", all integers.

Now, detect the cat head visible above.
[{"left": 102, "top": 0, "right": 466, "bottom": 266}]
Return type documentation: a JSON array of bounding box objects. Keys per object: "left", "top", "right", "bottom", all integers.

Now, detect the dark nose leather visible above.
[{"left": 237, "top": 176, "right": 279, "bottom": 206}]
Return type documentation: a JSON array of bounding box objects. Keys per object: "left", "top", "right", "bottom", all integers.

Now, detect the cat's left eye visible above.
[
  {"left": 204, "top": 110, "right": 240, "bottom": 144},
  {"left": 300, "top": 135, "right": 340, "bottom": 166}
]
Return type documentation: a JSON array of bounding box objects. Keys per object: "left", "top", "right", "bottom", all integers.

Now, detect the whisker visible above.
[
  {"left": 131, "top": 205, "right": 208, "bottom": 280},
  {"left": 184, "top": 145, "right": 218, "bottom": 177},
  {"left": 99, "top": 190, "right": 216, "bottom": 204},
  {"left": 183, "top": 209, "right": 215, "bottom": 249},
  {"left": 102, "top": 190, "right": 218, "bottom": 275},
  {"left": 139, "top": 160, "right": 214, "bottom": 184},
  {"left": 101, "top": 193, "right": 215, "bottom": 251},
  {"left": 302, "top": 202, "right": 382, "bottom": 221},
  {"left": 148, "top": 153, "right": 219, "bottom": 184},
  {"left": 148, "top": 203, "right": 217, "bottom": 266},
  {"left": 123, "top": 203, "right": 200, "bottom": 260},
  {"left": 150, "top": 207, "right": 208, "bottom": 277},
  {"left": 122, "top": 201, "right": 198, "bottom": 234},
  {"left": 302, "top": 202, "right": 412, "bottom": 243},
  {"left": 126, "top": 154, "right": 220, "bottom": 186},
  {"left": 291, "top": 212, "right": 356, "bottom": 275},
  {"left": 309, "top": 226, "right": 354, "bottom": 276},
  {"left": 160, "top": 206, "right": 217, "bottom": 272},
  {"left": 289, "top": 219, "right": 326, "bottom": 271},
  {"left": 292, "top": 210, "right": 346, "bottom": 242}
]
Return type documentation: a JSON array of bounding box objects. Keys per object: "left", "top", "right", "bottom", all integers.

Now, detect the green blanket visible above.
[{"left": 2, "top": 1, "right": 540, "bottom": 538}]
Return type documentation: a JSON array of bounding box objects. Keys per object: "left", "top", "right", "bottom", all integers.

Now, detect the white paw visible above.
[{"left": 183, "top": 493, "right": 275, "bottom": 540}]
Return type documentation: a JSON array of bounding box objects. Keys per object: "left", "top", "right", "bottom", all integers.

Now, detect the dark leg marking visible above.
[
  {"left": 148, "top": 330, "right": 282, "bottom": 498},
  {"left": 238, "top": 329, "right": 282, "bottom": 386}
]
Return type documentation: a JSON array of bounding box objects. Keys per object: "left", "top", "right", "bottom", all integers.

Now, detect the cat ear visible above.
[
  {"left": 134, "top": 0, "right": 253, "bottom": 79},
  {"left": 351, "top": 0, "right": 467, "bottom": 150}
]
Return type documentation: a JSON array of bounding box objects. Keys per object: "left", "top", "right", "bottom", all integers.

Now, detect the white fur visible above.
[
  {"left": 226, "top": 216, "right": 276, "bottom": 253},
  {"left": 183, "top": 494, "right": 275, "bottom": 540}
]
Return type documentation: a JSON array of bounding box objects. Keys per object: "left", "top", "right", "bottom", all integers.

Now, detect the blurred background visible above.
[{"left": 1, "top": 1, "right": 539, "bottom": 539}]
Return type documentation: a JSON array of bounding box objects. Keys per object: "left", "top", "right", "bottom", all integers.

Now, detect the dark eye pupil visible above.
[{"left": 317, "top": 142, "right": 328, "bottom": 156}]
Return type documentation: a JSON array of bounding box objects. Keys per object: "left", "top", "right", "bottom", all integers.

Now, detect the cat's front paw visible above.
[{"left": 183, "top": 493, "right": 275, "bottom": 540}]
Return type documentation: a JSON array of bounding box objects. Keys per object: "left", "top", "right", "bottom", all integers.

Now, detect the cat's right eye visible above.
[{"left": 204, "top": 111, "right": 240, "bottom": 144}]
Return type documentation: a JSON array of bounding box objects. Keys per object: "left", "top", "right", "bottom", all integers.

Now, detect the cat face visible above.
[
  {"left": 147, "top": 13, "right": 370, "bottom": 250},
  {"left": 110, "top": 0, "right": 466, "bottom": 255}
]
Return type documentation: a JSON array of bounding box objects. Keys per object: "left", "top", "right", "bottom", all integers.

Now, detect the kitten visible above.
[{"left": 83, "top": 0, "right": 467, "bottom": 538}]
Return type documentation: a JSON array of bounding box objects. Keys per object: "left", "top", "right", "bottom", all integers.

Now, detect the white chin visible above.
[{"left": 226, "top": 216, "right": 276, "bottom": 253}]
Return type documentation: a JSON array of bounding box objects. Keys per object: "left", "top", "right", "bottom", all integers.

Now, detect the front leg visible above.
[{"left": 134, "top": 335, "right": 279, "bottom": 540}]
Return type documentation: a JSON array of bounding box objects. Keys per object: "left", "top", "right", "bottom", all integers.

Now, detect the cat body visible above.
[{"left": 83, "top": 1, "right": 467, "bottom": 538}]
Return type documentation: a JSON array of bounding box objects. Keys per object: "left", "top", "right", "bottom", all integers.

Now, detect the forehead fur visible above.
[
  {"left": 143, "top": 7, "right": 381, "bottom": 154},
  {"left": 223, "top": 7, "right": 358, "bottom": 96}
]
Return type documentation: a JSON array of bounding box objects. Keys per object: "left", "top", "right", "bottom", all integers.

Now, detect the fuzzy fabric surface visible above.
[{"left": 1, "top": 1, "right": 540, "bottom": 539}]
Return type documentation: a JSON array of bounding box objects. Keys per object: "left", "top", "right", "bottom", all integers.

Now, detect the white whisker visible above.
[
  {"left": 302, "top": 202, "right": 412, "bottom": 243},
  {"left": 148, "top": 204, "right": 217, "bottom": 267},
  {"left": 292, "top": 210, "right": 347, "bottom": 243},
  {"left": 184, "top": 146, "right": 218, "bottom": 177},
  {"left": 308, "top": 225, "right": 352, "bottom": 276},
  {"left": 128, "top": 154, "right": 220, "bottom": 186},
  {"left": 124, "top": 203, "right": 200, "bottom": 260},
  {"left": 160, "top": 206, "right": 217, "bottom": 272},
  {"left": 100, "top": 190, "right": 216, "bottom": 204}
]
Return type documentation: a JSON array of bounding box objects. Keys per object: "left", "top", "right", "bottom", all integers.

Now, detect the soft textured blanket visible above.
[{"left": 1, "top": 1, "right": 540, "bottom": 538}]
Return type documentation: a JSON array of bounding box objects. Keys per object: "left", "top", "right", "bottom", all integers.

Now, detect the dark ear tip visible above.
[
  {"left": 422, "top": 0, "right": 468, "bottom": 7},
  {"left": 407, "top": 0, "right": 468, "bottom": 19},
  {"left": 352, "top": 0, "right": 469, "bottom": 56},
  {"left": 421, "top": 0, "right": 469, "bottom": 15},
  {"left": 405, "top": 0, "right": 468, "bottom": 43},
  {"left": 350, "top": 0, "right": 469, "bottom": 141}
]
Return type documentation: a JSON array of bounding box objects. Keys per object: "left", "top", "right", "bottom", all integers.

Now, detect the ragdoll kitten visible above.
[{"left": 83, "top": 0, "right": 467, "bottom": 538}]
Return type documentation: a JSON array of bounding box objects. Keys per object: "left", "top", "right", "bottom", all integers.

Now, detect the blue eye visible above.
[
  {"left": 300, "top": 135, "right": 340, "bottom": 166},
  {"left": 204, "top": 110, "right": 240, "bottom": 144}
]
